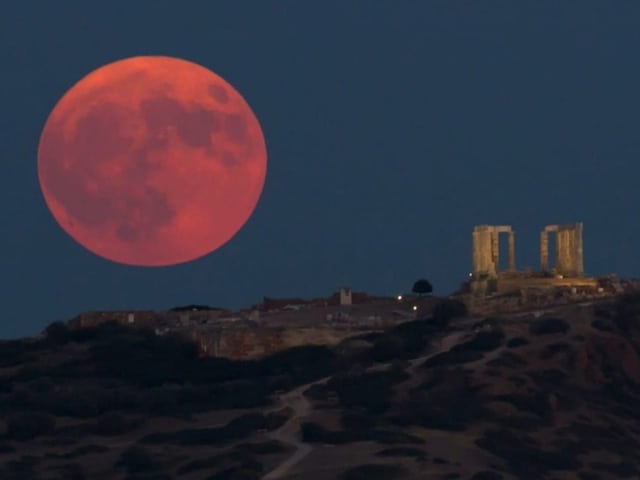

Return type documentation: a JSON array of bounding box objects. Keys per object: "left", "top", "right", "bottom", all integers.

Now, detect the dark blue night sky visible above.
[{"left": 2, "top": 2, "right": 640, "bottom": 338}]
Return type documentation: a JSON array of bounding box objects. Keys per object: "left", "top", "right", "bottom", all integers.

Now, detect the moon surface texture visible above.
[{"left": 38, "top": 56, "right": 267, "bottom": 266}]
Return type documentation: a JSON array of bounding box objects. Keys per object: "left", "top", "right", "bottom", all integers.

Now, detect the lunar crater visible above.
[{"left": 208, "top": 83, "right": 229, "bottom": 103}]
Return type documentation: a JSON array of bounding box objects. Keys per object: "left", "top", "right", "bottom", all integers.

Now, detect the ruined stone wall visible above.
[
  {"left": 188, "top": 325, "right": 376, "bottom": 359},
  {"left": 69, "top": 311, "right": 157, "bottom": 329}
]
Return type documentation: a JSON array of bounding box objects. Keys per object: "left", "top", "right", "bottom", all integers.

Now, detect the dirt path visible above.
[
  {"left": 261, "top": 329, "right": 470, "bottom": 479},
  {"left": 262, "top": 376, "right": 331, "bottom": 479}
]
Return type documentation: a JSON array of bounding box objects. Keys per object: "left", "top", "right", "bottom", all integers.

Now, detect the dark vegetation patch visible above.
[
  {"left": 591, "top": 319, "right": 615, "bottom": 332},
  {"left": 1, "top": 456, "right": 39, "bottom": 479},
  {"left": 539, "top": 341, "right": 572, "bottom": 360},
  {"left": 472, "top": 317, "right": 500, "bottom": 331},
  {"left": 430, "top": 299, "right": 468, "bottom": 325},
  {"left": 341, "top": 412, "right": 379, "bottom": 431},
  {"left": 461, "top": 329, "right": 505, "bottom": 351},
  {"left": 206, "top": 466, "right": 262, "bottom": 480},
  {"left": 369, "top": 336, "right": 406, "bottom": 362},
  {"left": 92, "top": 412, "right": 143, "bottom": 435},
  {"left": 6, "top": 412, "right": 55, "bottom": 440},
  {"left": 141, "top": 412, "right": 287, "bottom": 445},
  {"left": 0, "top": 322, "right": 338, "bottom": 419},
  {"left": 392, "top": 368, "right": 486, "bottom": 431},
  {"left": 52, "top": 462, "right": 89, "bottom": 480},
  {"left": 360, "top": 302, "right": 468, "bottom": 364},
  {"left": 341, "top": 463, "right": 406, "bottom": 480},
  {"left": 578, "top": 472, "right": 602, "bottom": 480},
  {"left": 421, "top": 349, "right": 484, "bottom": 368},
  {"left": 491, "top": 392, "right": 553, "bottom": 420},
  {"left": 374, "top": 447, "right": 426, "bottom": 460},
  {"left": 385, "top": 320, "right": 432, "bottom": 358},
  {"left": 0, "top": 442, "right": 14, "bottom": 454},
  {"left": 177, "top": 449, "right": 262, "bottom": 475},
  {"left": 0, "top": 340, "right": 42, "bottom": 368},
  {"left": 471, "top": 472, "right": 504, "bottom": 480},
  {"left": 421, "top": 329, "right": 504, "bottom": 369},
  {"left": 486, "top": 409, "right": 541, "bottom": 432},
  {"left": 507, "top": 375, "right": 528, "bottom": 387},
  {"left": 476, "top": 428, "right": 582, "bottom": 476},
  {"left": 506, "top": 336, "right": 529, "bottom": 348},
  {"left": 529, "top": 318, "right": 570, "bottom": 336},
  {"left": 45, "top": 444, "right": 109, "bottom": 460},
  {"left": 526, "top": 369, "right": 567, "bottom": 387},
  {"left": 557, "top": 421, "right": 640, "bottom": 461},
  {"left": 486, "top": 351, "right": 527, "bottom": 369},
  {"left": 123, "top": 474, "right": 173, "bottom": 480},
  {"left": 313, "top": 366, "right": 409, "bottom": 413},
  {"left": 301, "top": 422, "right": 423, "bottom": 445},
  {"left": 236, "top": 440, "right": 288, "bottom": 455},
  {"left": 589, "top": 461, "right": 638, "bottom": 478},
  {"left": 115, "top": 447, "right": 158, "bottom": 474},
  {"left": 613, "top": 293, "right": 640, "bottom": 333}
]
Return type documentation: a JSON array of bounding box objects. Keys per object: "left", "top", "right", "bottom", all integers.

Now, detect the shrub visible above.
[
  {"left": 529, "top": 318, "right": 570, "bottom": 335},
  {"left": 431, "top": 299, "right": 468, "bottom": 327},
  {"left": 462, "top": 329, "right": 505, "bottom": 352},
  {"left": 326, "top": 369, "right": 408, "bottom": 414},
  {"left": 389, "top": 320, "right": 430, "bottom": 357},
  {"left": 342, "top": 463, "right": 406, "bottom": 480},
  {"left": 236, "top": 440, "right": 287, "bottom": 454},
  {"left": 6, "top": 413, "right": 55, "bottom": 441},
  {"left": 475, "top": 428, "right": 582, "bottom": 475},
  {"left": 375, "top": 447, "right": 426, "bottom": 459},
  {"left": 116, "top": 447, "right": 157, "bottom": 474},
  {"left": 141, "top": 413, "right": 271, "bottom": 445},
  {"left": 371, "top": 336, "right": 404, "bottom": 362},
  {"left": 0, "top": 341, "right": 34, "bottom": 368},
  {"left": 471, "top": 472, "right": 504, "bottom": 480},
  {"left": 506, "top": 337, "right": 529, "bottom": 348},
  {"left": 93, "top": 412, "right": 140, "bottom": 436},
  {"left": 44, "top": 321, "right": 71, "bottom": 345},
  {"left": 412, "top": 279, "right": 433, "bottom": 295}
]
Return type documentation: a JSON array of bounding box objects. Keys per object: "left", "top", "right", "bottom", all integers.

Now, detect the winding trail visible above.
[
  {"left": 262, "top": 376, "right": 331, "bottom": 479},
  {"left": 261, "top": 329, "right": 469, "bottom": 479}
]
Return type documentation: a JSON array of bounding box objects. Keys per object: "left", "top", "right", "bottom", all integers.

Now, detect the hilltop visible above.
[{"left": 1, "top": 293, "right": 640, "bottom": 479}]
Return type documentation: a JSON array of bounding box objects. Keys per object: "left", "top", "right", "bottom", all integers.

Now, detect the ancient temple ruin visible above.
[
  {"left": 540, "top": 223, "right": 584, "bottom": 277},
  {"left": 468, "top": 222, "right": 595, "bottom": 296},
  {"left": 472, "top": 225, "right": 516, "bottom": 276}
]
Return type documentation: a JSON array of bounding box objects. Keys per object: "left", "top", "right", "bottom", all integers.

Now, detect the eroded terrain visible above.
[{"left": 2, "top": 294, "right": 640, "bottom": 479}]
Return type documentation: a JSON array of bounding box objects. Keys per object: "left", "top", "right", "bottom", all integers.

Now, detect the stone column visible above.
[
  {"left": 472, "top": 230, "right": 479, "bottom": 275},
  {"left": 556, "top": 229, "right": 571, "bottom": 275},
  {"left": 575, "top": 223, "right": 584, "bottom": 275},
  {"left": 490, "top": 229, "right": 499, "bottom": 275},
  {"left": 508, "top": 231, "right": 516, "bottom": 271},
  {"left": 540, "top": 231, "right": 549, "bottom": 271},
  {"left": 473, "top": 227, "right": 493, "bottom": 276}
]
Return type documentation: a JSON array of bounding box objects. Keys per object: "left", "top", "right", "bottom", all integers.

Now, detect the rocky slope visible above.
[{"left": 1, "top": 294, "right": 640, "bottom": 479}]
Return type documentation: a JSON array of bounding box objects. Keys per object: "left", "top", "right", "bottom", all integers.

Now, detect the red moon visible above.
[{"left": 37, "top": 56, "right": 267, "bottom": 266}]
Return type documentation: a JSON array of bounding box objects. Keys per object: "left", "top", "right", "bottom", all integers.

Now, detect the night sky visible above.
[{"left": 3, "top": 2, "right": 640, "bottom": 339}]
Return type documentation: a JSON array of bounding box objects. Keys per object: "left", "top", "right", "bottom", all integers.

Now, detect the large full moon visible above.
[{"left": 38, "top": 56, "right": 267, "bottom": 266}]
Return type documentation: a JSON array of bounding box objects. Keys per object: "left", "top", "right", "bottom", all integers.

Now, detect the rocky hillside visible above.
[{"left": 1, "top": 294, "right": 640, "bottom": 479}]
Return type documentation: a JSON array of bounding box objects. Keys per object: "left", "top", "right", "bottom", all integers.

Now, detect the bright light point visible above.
[
  {"left": 412, "top": 305, "right": 417, "bottom": 311},
  {"left": 397, "top": 295, "right": 403, "bottom": 301},
  {"left": 469, "top": 272, "right": 473, "bottom": 277}
]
